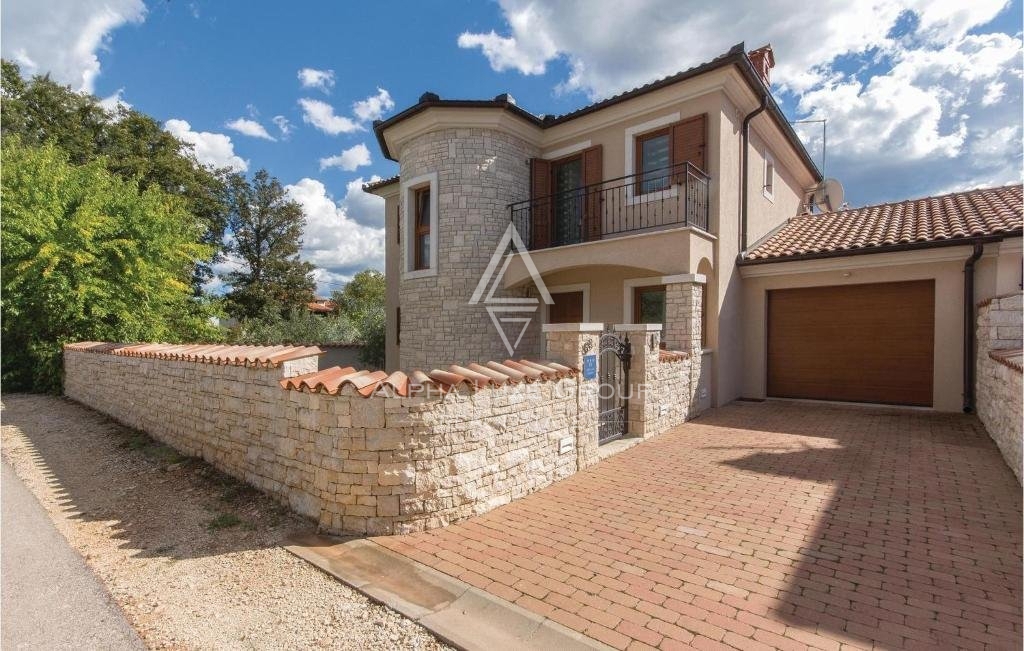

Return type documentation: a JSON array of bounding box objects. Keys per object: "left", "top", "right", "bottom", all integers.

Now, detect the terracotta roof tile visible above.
[
  {"left": 742, "top": 185, "right": 1023, "bottom": 263},
  {"left": 65, "top": 342, "right": 323, "bottom": 367},
  {"left": 283, "top": 358, "right": 580, "bottom": 398}
]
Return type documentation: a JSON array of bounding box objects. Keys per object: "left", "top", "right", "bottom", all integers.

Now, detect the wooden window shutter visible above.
[
  {"left": 581, "top": 145, "right": 603, "bottom": 241},
  {"left": 671, "top": 113, "right": 707, "bottom": 178},
  {"left": 529, "top": 157, "right": 552, "bottom": 249}
]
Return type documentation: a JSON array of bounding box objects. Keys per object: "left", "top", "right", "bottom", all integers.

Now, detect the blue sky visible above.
[{"left": 3, "top": 0, "right": 1022, "bottom": 293}]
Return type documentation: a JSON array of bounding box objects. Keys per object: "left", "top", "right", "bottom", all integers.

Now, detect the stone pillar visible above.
[
  {"left": 665, "top": 274, "right": 705, "bottom": 414},
  {"left": 543, "top": 323, "right": 603, "bottom": 470},
  {"left": 614, "top": 324, "right": 662, "bottom": 438}
]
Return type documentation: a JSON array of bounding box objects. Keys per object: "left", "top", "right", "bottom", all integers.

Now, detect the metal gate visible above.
[{"left": 597, "top": 328, "right": 632, "bottom": 444}]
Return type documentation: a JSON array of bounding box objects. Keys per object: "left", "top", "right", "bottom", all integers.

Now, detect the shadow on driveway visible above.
[{"left": 715, "top": 404, "right": 1023, "bottom": 649}]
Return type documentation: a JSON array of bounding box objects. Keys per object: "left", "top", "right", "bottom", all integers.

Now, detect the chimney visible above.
[{"left": 747, "top": 44, "right": 775, "bottom": 87}]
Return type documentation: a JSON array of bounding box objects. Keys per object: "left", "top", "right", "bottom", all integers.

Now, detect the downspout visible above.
[
  {"left": 740, "top": 94, "right": 769, "bottom": 252},
  {"left": 962, "top": 241, "right": 984, "bottom": 413}
]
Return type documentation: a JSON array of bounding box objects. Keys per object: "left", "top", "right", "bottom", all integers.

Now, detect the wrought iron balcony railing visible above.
[{"left": 509, "top": 161, "right": 710, "bottom": 251}]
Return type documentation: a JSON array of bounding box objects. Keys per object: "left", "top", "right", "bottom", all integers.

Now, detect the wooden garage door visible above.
[{"left": 767, "top": 280, "right": 935, "bottom": 406}]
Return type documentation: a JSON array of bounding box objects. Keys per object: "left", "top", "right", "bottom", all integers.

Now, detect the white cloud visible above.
[
  {"left": 164, "top": 118, "right": 248, "bottom": 172},
  {"left": 285, "top": 177, "right": 385, "bottom": 294},
  {"left": 457, "top": 0, "right": 1009, "bottom": 99},
  {"left": 225, "top": 117, "right": 276, "bottom": 141},
  {"left": 298, "top": 98, "right": 363, "bottom": 135},
  {"left": 272, "top": 115, "right": 294, "bottom": 139},
  {"left": 298, "top": 67, "right": 335, "bottom": 92},
  {"left": 1, "top": 0, "right": 146, "bottom": 93},
  {"left": 352, "top": 88, "right": 395, "bottom": 122},
  {"left": 320, "top": 143, "right": 372, "bottom": 171},
  {"left": 458, "top": 0, "right": 1022, "bottom": 204},
  {"left": 98, "top": 87, "right": 130, "bottom": 113}
]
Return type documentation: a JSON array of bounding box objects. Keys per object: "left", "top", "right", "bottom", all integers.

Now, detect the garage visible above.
[{"left": 767, "top": 280, "right": 935, "bottom": 406}]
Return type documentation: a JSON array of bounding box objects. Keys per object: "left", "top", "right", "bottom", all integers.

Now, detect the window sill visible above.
[{"left": 403, "top": 268, "right": 437, "bottom": 280}]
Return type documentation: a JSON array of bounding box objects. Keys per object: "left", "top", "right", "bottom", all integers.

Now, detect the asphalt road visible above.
[{"left": 1, "top": 462, "right": 143, "bottom": 650}]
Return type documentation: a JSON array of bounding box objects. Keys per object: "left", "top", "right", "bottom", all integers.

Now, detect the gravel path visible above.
[{"left": 1, "top": 393, "right": 451, "bottom": 650}]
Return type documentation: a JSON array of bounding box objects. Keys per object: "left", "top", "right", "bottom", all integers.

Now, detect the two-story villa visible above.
[{"left": 365, "top": 42, "right": 1022, "bottom": 415}]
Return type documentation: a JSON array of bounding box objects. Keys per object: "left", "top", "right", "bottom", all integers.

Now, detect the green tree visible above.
[
  {"left": 224, "top": 170, "right": 315, "bottom": 319},
  {"left": 332, "top": 269, "right": 386, "bottom": 368},
  {"left": 331, "top": 269, "right": 385, "bottom": 321},
  {"left": 1, "top": 60, "right": 231, "bottom": 290},
  {"left": 229, "top": 309, "right": 357, "bottom": 346},
  {"left": 1, "top": 139, "right": 221, "bottom": 392}
]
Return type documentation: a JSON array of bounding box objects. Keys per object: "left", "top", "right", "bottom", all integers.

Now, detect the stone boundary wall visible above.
[
  {"left": 976, "top": 292, "right": 1023, "bottom": 484},
  {"left": 64, "top": 347, "right": 583, "bottom": 535},
  {"left": 64, "top": 323, "right": 702, "bottom": 535}
]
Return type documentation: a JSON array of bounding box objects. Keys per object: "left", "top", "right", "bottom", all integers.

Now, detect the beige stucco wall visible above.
[{"left": 739, "top": 242, "right": 1023, "bottom": 412}]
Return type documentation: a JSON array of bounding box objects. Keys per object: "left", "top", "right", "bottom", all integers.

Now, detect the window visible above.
[
  {"left": 633, "top": 285, "right": 667, "bottom": 332},
  {"left": 401, "top": 172, "right": 437, "bottom": 276},
  {"left": 396, "top": 204, "right": 401, "bottom": 245},
  {"left": 413, "top": 187, "right": 431, "bottom": 271},
  {"left": 636, "top": 128, "right": 671, "bottom": 194},
  {"left": 396, "top": 307, "right": 401, "bottom": 345},
  {"left": 763, "top": 151, "right": 775, "bottom": 200}
]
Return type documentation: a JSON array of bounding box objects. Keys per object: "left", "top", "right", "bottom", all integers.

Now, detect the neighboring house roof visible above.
[
  {"left": 362, "top": 175, "right": 400, "bottom": 193},
  {"left": 307, "top": 299, "right": 336, "bottom": 314},
  {"left": 740, "top": 184, "right": 1024, "bottom": 264},
  {"left": 371, "top": 43, "right": 821, "bottom": 182}
]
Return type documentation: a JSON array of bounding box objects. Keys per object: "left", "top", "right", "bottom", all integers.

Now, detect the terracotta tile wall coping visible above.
[
  {"left": 659, "top": 350, "right": 690, "bottom": 363},
  {"left": 280, "top": 358, "right": 578, "bottom": 398},
  {"left": 64, "top": 342, "right": 323, "bottom": 368}
]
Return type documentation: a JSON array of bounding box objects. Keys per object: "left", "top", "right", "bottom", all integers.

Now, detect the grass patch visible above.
[{"left": 207, "top": 513, "right": 242, "bottom": 531}]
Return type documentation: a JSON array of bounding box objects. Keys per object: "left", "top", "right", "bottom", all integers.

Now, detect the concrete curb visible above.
[{"left": 284, "top": 533, "right": 610, "bottom": 651}]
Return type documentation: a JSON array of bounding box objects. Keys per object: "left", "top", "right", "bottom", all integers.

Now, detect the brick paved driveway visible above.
[{"left": 374, "top": 402, "right": 1022, "bottom": 650}]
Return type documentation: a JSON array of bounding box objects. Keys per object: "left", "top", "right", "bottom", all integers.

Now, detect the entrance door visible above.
[
  {"left": 551, "top": 157, "right": 584, "bottom": 246},
  {"left": 548, "top": 291, "right": 584, "bottom": 324},
  {"left": 766, "top": 280, "right": 935, "bottom": 406}
]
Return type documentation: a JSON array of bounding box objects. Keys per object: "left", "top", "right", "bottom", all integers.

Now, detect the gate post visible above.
[
  {"left": 664, "top": 274, "right": 707, "bottom": 414},
  {"left": 614, "top": 324, "right": 662, "bottom": 437},
  {"left": 542, "top": 323, "right": 603, "bottom": 470}
]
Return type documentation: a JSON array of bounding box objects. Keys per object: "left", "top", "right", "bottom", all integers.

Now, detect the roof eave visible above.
[
  {"left": 371, "top": 43, "right": 822, "bottom": 182},
  {"left": 737, "top": 231, "right": 1022, "bottom": 266}
]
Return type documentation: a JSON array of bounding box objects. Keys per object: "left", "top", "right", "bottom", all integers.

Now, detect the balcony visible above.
[{"left": 509, "top": 162, "right": 710, "bottom": 251}]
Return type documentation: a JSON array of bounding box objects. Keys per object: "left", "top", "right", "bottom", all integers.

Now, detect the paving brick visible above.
[{"left": 369, "top": 403, "right": 1022, "bottom": 651}]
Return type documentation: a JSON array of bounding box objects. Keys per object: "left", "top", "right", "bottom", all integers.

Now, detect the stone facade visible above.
[
  {"left": 976, "top": 293, "right": 1023, "bottom": 484},
  {"left": 397, "top": 128, "right": 541, "bottom": 371},
  {"left": 665, "top": 279, "right": 704, "bottom": 412},
  {"left": 65, "top": 348, "right": 583, "bottom": 535},
  {"left": 617, "top": 325, "right": 693, "bottom": 438}
]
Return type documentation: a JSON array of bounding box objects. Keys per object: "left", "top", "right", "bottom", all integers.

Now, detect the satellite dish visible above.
[{"left": 812, "top": 178, "right": 845, "bottom": 213}]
